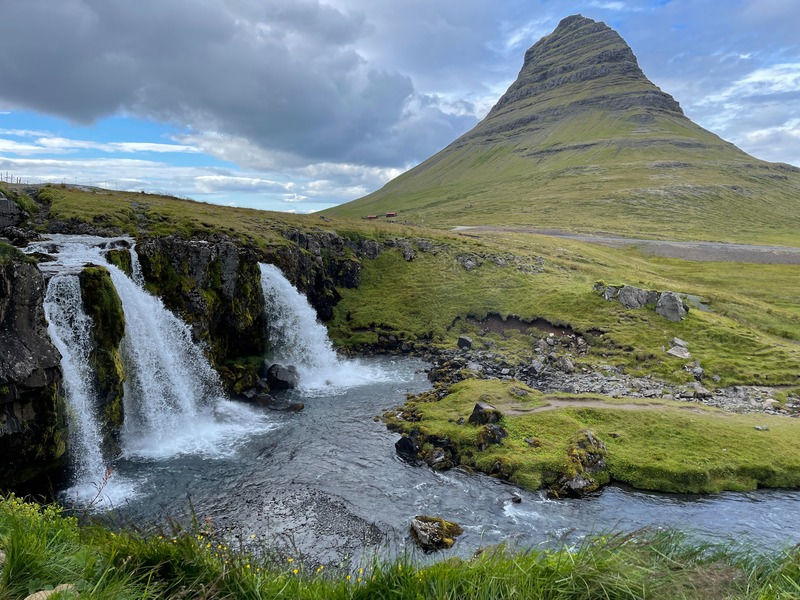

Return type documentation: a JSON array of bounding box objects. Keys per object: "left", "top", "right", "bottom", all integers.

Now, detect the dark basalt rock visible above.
[
  {"left": 0, "top": 260, "right": 65, "bottom": 486},
  {"left": 265, "top": 363, "right": 299, "bottom": 390},
  {"left": 395, "top": 435, "right": 420, "bottom": 461},
  {"left": 78, "top": 266, "right": 125, "bottom": 458},
  {"left": 468, "top": 401, "right": 502, "bottom": 425}
]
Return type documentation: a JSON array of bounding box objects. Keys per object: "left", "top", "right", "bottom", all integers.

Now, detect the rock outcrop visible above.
[
  {"left": 135, "top": 236, "right": 267, "bottom": 391},
  {"left": 78, "top": 266, "right": 125, "bottom": 458},
  {"left": 0, "top": 256, "right": 65, "bottom": 486},
  {"left": 549, "top": 429, "right": 609, "bottom": 497},
  {"left": 595, "top": 283, "right": 689, "bottom": 321}
]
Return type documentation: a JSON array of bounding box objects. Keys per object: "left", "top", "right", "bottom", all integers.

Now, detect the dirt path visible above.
[
  {"left": 504, "top": 397, "right": 712, "bottom": 416},
  {"left": 452, "top": 226, "right": 800, "bottom": 264}
]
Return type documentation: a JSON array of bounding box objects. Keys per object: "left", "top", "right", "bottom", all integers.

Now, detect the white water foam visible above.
[{"left": 259, "top": 263, "right": 402, "bottom": 395}]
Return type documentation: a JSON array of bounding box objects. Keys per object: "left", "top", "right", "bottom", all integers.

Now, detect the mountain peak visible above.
[
  {"left": 485, "top": 14, "right": 683, "bottom": 128},
  {"left": 325, "top": 16, "right": 800, "bottom": 245}
]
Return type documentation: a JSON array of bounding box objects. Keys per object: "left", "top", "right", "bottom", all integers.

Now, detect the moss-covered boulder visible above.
[
  {"left": 105, "top": 248, "right": 132, "bottom": 277},
  {"left": 79, "top": 266, "right": 125, "bottom": 458},
  {"left": 548, "top": 429, "right": 610, "bottom": 498},
  {"left": 409, "top": 515, "right": 463, "bottom": 552}
]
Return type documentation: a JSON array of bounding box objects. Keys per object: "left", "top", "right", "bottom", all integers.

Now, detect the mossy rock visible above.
[
  {"left": 409, "top": 515, "right": 464, "bottom": 552},
  {"left": 79, "top": 266, "right": 126, "bottom": 458},
  {"left": 106, "top": 248, "right": 133, "bottom": 277}
]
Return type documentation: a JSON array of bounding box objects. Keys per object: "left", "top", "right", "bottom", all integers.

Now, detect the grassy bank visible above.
[
  {"left": 2, "top": 495, "right": 800, "bottom": 599},
  {"left": 387, "top": 379, "right": 800, "bottom": 494}
]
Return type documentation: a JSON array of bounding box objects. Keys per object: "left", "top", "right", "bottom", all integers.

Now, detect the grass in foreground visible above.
[
  {"left": 2, "top": 495, "right": 800, "bottom": 599},
  {"left": 387, "top": 379, "right": 800, "bottom": 494}
]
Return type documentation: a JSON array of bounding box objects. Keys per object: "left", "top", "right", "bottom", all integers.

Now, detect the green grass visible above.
[
  {"left": 0, "top": 241, "right": 34, "bottom": 266},
  {"left": 3, "top": 495, "right": 800, "bottom": 599},
  {"left": 388, "top": 379, "right": 800, "bottom": 494},
  {"left": 29, "top": 184, "right": 800, "bottom": 386},
  {"left": 323, "top": 104, "right": 800, "bottom": 246},
  {"left": 331, "top": 234, "right": 800, "bottom": 386}
]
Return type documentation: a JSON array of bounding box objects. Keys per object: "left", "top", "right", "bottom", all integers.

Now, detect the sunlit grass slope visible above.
[{"left": 30, "top": 184, "right": 800, "bottom": 386}]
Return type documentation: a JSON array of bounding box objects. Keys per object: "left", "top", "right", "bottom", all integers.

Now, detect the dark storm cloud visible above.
[{"left": 0, "top": 0, "right": 474, "bottom": 167}]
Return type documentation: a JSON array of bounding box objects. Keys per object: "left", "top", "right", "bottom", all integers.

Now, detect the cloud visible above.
[
  {"left": 195, "top": 175, "right": 294, "bottom": 194},
  {"left": 1, "top": 0, "right": 799, "bottom": 210},
  {"left": 588, "top": 1, "right": 630, "bottom": 11},
  {"left": 0, "top": 0, "right": 474, "bottom": 170}
]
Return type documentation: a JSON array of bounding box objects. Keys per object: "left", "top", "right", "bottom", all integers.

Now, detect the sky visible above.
[{"left": 0, "top": 0, "right": 798, "bottom": 213}]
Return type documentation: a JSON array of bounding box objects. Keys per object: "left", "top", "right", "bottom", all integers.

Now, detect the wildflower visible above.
[
  {"left": 250, "top": 534, "right": 256, "bottom": 539},
  {"left": 346, "top": 575, "right": 351, "bottom": 581},
  {"left": 288, "top": 557, "right": 294, "bottom": 563},
  {"left": 293, "top": 568, "right": 299, "bottom": 575}
]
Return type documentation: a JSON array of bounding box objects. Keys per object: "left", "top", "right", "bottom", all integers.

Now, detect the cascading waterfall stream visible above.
[
  {"left": 44, "top": 275, "right": 106, "bottom": 488},
  {"left": 259, "top": 263, "right": 396, "bottom": 393},
  {"left": 31, "top": 235, "right": 275, "bottom": 506}
]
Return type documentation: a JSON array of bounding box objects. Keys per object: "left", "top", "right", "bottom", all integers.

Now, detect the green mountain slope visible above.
[{"left": 325, "top": 15, "right": 800, "bottom": 245}]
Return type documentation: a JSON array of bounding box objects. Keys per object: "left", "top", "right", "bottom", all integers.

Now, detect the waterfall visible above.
[
  {"left": 44, "top": 275, "right": 106, "bottom": 487},
  {"left": 31, "top": 235, "right": 275, "bottom": 505},
  {"left": 107, "top": 266, "right": 222, "bottom": 436},
  {"left": 259, "top": 263, "right": 393, "bottom": 394}
]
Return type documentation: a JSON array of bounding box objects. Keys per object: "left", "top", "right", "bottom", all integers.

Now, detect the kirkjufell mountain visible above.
[{"left": 326, "top": 15, "right": 800, "bottom": 244}]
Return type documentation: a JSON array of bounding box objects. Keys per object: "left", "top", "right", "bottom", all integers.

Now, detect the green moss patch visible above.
[
  {"left": 389, "top": 379, "right": 800, "bottom": 494},
  {"left": 79, "top": 266, "right": 126, "bottom": 457}
]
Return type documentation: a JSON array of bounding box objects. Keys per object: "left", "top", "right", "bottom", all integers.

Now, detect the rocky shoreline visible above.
[{"left": 399, "top": 337, "right": 800, "bottom": 418}]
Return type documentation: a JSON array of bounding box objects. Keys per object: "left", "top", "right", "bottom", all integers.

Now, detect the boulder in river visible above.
[
  {"left": 409, "top": 515, "right": 463, "bottom": 552},
  {"left": 395, "top": 435, "right": 420, "bottom": 461},
  {"left": 264, "top": 363, "right": 299, "bottom": 389}
]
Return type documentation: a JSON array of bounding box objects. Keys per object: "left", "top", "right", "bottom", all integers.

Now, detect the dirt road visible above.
[{"left": 452, "top": 226, "right": 800, "bottom": 264}]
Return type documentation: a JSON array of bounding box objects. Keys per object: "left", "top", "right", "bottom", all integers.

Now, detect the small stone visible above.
[
  {"left": 666, "top": 346, "right": 692, "bottom": 359},
  {"left": 530, "top": 359, "right": 546, "bottom": 376},
  {"left": 694, "top": 385, "right": 713, "bottom": 399},
  {"left": 555, "top": 355, "right": 575, "bottom": 374},
  {"left": 754, "top": 425, "right": 769, "bottom": 431},
  {"left": 457, "top": 335, "right": 473, "bottom": 350},
  {"left": 24, "top": 584, "right": 78, "bottom": 600},
  {"left": 510, "top": 491, "right": 522, "bottom": 504},
  {"left": 672, "top": 337, "right": 688, "bottom": 348}
]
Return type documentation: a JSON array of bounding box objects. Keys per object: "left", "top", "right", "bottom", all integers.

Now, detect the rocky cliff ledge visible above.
[{"left": 0, "top": 255, "right": 65, "bottom": 487}]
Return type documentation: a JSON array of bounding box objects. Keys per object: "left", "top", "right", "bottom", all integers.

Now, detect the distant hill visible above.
[{"left": 325, "top": 15, "right": 800, "bottom": 245}]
